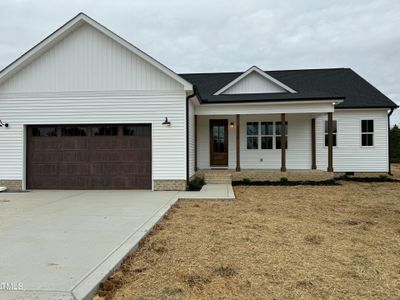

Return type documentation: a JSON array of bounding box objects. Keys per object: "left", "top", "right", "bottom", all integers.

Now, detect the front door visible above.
[{"left": 210, "top": 119, "right": 228, "bottom": 166}]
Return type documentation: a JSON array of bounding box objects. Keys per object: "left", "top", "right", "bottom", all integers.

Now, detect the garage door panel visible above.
[
  {"left": 30, "top": 139, "right": 60, "bottom": 150},
  {"left": 31, "top": 151, "right": 61, "bottom": 162},
  {"left": 59, "top": 139, "right": 89, "bottom": 150},
  {"left": 57, "top": 176, "right": 89, "bottom": 189},
  {"left": 30, "top": 163, "right": 58, "bottom": 176},
  {"left": 61, "top": 151, "right": 89, "bottom": 162},
  {"left": 89, "top": 151, "right": 125, "bottom": 162},
  {"left": 59, "top": 163, "right": 90, "bottom": 175},
  {"left": 29, "top": 176, "right": 59, "bottom": 189},
  {"left": 87, "top": 176, "right": 126, "bottom": 189},
  {"left": 27, "top": 124, "right": 151, "bottom": 189},
  {"left": 89, "top": 139, "right": 122, "bottom": 150}
]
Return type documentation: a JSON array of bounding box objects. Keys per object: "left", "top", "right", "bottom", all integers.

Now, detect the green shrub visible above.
[
  {"left": 280, "top": 177, "right": 289, "bottom": 183},
  {"left": 187, "top": 176, "right": 205, "bottom": 191},
  {"left": 243, "top": 178, "right": 251, "bottom": 184}
]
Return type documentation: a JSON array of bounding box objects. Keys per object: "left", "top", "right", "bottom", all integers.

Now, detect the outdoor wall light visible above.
[
  {"left": 0, "top": 120, "right": 9, "bottom": 128},
  {"left": 230, "top": 122, "right": 235, "bottom": 128},
  {"left": 162, "top": 117, "right": 171, "bottom": 126}
]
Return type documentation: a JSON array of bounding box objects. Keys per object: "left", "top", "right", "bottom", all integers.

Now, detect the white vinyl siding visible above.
[
  {"left": 0, "top": 91, "right": 187, "bottom": 185},
  {"left": 223, "top": 71, "right": 287, "bottom": 94},
  {"left": 197, "top": 110, "right": 389, "bottom": 172},
  {"left": 197, "top": 114, "right": 311, "bottom": 170},
  {"left": 316, "top": 109, "right": 388, "bottom": 172},
  {"left": 0, "top": 24, "right": 183, "bottom": 93},
  {"left": 188, "top": 99, "right": 196, "bottom": 178}
]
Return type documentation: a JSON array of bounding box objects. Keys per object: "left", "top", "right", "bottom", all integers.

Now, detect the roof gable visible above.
[
  {"left": 0, "top": 13, "right": 193, "bottom": 91},
  {"left": 214, "top": 66, "right": 296, "bottom": 95}
]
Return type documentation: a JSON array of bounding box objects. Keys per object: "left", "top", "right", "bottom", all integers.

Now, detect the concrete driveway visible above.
[{"left": 0, "top": 190, "right": 178, "bottom": 300}]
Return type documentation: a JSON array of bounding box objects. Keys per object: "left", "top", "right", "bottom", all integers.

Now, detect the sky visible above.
[{"left": 0, "top": 0, "right": 399, "bottom": 125}]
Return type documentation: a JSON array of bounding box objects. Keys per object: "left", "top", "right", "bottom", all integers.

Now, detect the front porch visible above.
[
  {"left": 197, "top": 169, "right": 334, "bottom": 184},
  {"left": 192, "top": 105, "right": 336, "bottom": 182}
]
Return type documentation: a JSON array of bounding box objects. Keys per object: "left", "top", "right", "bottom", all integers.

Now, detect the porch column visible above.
[
  {"left": 236, "top": 114, "right": 241, "bottom": 171},
  {"left": 327, "top": 112, "right": 334, "bottom": 172},
  {"left": 311, "top": 118, "right": 317, "bottom": 169},
  {"left": 194, "top": 115, "right": 198, "bottom": 171},
  {"left": 280, "top": 113, "right": 286, "bottom": 172}
]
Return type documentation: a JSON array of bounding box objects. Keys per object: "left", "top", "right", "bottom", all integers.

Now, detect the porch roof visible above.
[{"left": 180, "top": 68, "right": 398, "bottom": 109}]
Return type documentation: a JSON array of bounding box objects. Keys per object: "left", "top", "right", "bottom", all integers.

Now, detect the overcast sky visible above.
[{"left": 0, "top": 0, "right": 399, "bottom": 124}]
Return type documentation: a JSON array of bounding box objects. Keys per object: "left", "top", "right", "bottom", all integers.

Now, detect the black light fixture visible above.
[
  {"left": 162, "top": 117, "right": 171, "bottom": 126},
  {"left": 230, "top": 122, "right": 234, "bottom": 128},
  {"left": 0, "top": 120, "right": 8, "bottom": 128}
]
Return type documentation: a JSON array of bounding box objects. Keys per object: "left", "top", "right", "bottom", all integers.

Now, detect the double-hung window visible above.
[
  {"left": 261, "top": 122, "right": 273, "bottom": 149},
  {"left": 246, "top": 121, "right": 288, "bottom": 150},
  {"left": 275, "top": 122, "right": 288, "bottom": 149},
  {"left": 246, "top": 122, "right": 259, "bottom": 149},
  {"left": 361, "top": 120, "right": 374, "bottom": 146},
  {"left": 324, "top": 120, "right": 337, "bottom": 147}
]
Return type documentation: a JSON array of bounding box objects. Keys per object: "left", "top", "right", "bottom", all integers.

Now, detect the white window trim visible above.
[
  {"left": 260, "top": 122, "right": 274, "bottom": 150},
  {"left": 361, "top": 119, "right": 374, "bottom": 148},
  {"left": 246, "top": 121, "right": 288, "bottom": 150},
  {"left": 246, "top": 122, "right": 259, "bottom": 150}
]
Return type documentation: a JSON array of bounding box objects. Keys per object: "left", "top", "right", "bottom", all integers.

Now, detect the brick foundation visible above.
[
  {"left": 197, "top": 169, "right": 334, "bottom": 183},
  {"left": 153, "top": 180, "right": 187, "bottom": 191},
  {"left": 0, "top": 180, "right": 23, "bottom": 191}
]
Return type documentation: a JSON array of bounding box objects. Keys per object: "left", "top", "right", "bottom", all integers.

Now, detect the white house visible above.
[{"left": 0, "top": 13, "right": 397, "bottom": 191}]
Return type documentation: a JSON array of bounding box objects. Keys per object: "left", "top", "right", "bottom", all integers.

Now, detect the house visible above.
[{"left": 0, "top": 13, "right": 397, "bottom": 191}]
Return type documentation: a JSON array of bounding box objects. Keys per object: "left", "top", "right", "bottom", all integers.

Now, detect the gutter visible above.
[
  {"left": 186, "top": 88, "right": 197, "bottom": 186},
  {"left": 388, "top": 108, "right": 395, "bottom": 175}
]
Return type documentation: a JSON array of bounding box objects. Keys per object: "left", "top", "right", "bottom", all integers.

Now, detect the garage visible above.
[{"left": 27, "top": 124, "right": 152, "bottom": 189}]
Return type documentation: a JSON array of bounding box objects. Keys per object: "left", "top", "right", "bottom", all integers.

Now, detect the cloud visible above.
[{"left": 0, "top": 0, "right": 399, "bottom": 123}]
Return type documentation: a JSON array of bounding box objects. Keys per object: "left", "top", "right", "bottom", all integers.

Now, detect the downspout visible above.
[
  {"left": 388, "top": 108, "right": 395, "bottom": 175},
  {"left": 186, "top": 88, "right": 197, "bottom": 186}
]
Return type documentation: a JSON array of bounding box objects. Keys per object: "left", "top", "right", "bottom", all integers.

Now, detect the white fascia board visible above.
[
  {"left": 213, "top": 66, "right": 297, "bottom": 95},
  {"left": 0, "top": 13, "right": 193, "bottom": 91},
  {"left": 195, "top": 100, "right": 342, "bottom": 115}
]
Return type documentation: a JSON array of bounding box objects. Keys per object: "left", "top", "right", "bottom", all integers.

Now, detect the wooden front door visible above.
[{"left": 210, "top": 119, "right": 228, "bottom": 166}]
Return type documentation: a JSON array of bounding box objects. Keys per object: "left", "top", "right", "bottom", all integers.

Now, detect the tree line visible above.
[{"left": 391, "top": 124, "right": 400, "bottom": 163}]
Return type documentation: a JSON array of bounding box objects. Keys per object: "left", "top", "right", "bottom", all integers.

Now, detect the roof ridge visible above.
[{"left": 179, "top": 67, "right": 350, "bottom": 76}]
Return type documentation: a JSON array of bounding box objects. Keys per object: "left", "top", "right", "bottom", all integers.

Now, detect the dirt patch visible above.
[{"left": 95, "top": 172, "right": 400, "bottom": 299}]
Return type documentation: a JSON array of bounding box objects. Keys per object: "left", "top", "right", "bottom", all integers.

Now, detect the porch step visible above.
[{"left": 203, "top": 171, "right": 232, "bottom": 184}]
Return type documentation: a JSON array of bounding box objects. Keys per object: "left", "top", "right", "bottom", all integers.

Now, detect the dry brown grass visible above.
[
  {"left": 95, "top": 173, "right": 400, "bottom": 300},
  {"left": 392, "top": 163, "right": 400, "bottom": 179}
]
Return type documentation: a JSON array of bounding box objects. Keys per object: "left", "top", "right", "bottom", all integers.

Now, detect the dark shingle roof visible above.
[{"left": 179, "top": 68, "right": 398, "bottom": 109}]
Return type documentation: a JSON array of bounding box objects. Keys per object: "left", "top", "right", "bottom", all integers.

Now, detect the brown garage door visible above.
[{"left": 27, "top": 125, "right": 151, "bottom": 189}]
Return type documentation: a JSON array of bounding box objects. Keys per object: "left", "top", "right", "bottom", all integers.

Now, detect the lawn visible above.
[{"left": 96, "top": 169, "right": 400, "bottom": 299}]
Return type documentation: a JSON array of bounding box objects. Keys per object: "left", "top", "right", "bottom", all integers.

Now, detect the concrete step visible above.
[{"left": 203, "top": 172, "right": 232, "bottom": 184}]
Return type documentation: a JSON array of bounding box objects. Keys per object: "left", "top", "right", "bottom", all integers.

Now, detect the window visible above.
[
  {"left": 261, "top": 122, "right": 273, "bottom": 149},
  {"left": 92, "top": 126, "right": 118, "bottom": 136},
  {"left": 246, "top": 122, "right": 258, "bottom": 149},
  {"left": 246, "top": 121, "right": 288, "bottom": 150},
  {"left": 61, "top": 127, "right": 87, "bottom": 136},
  {"left": 324, "top": 120, "right": 337, "bottom": 147},
  {"left": 123, "top": 125, "right": 151, "bottom": 136},
  {"left": 361, "top": 120, "right": 374, "bottom": 146},
  {"left": 275, "top": 122, "right": 288, "bottom": 149},
  {"left": 31, "top": 127, "right": 57, "bottom": 137}
]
